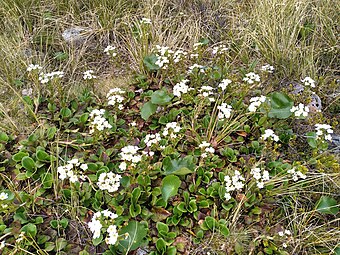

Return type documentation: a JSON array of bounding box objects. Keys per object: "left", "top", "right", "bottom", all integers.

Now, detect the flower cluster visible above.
[
  {"left": 120, "top": 145, "right": 142, "bottom": 164},
  {"left": 162, "top": 122, "right": 181, "bottom": 138},
  {"left": 27, "top": 64, "right": 42, "bottom": 72},
  {"left": 154, "top": 45, "right": 171, "bottom": 69},
  {"left": 243, "top": 72, "right": 260, "bottom": 84},
  {"left": 287, "top": 167, "right": 306, "bottom": 181},
  {"left": 301, "top": 76, "right": 315, "bottom": 88},
  {"left": 315, "top": 124, "right": 333, "bottom": 141},
  {"left": 188, "top": 64, "right": 205, "bottom": 74},
  {"left": 0, "top": 192, "right": 8, "bottom": 200},
  {"left": 57, "top": 159, "right": 87, "bottom": 183},
  {"left": 248, "top": 96, "right": 266, "bottom": 112},
  {"left": 290, "top": 103, "right": 309, "bottom": 118},
  {"left": 88, "top": 209, "right": 118, "bottom": 245},
  {"left": 260, "top": 64, "right": 274, "bottom": 73},
  {"left": 107, "top": 87, "right": 126, "bottom": 110},
  {"left": 39, "top": 71, "right": 64, "bottom": 84},
  {"left": 218, "top": 79, "right": 232, "bottom": 91},
  {"left": 278, "top": 229, "right": 292, "bottom": 248},
  {"left": 199, "top": 141, "right": 215, "bottom": 158},
  {"left": 83, "top": 70, "right": 97, "bottom": 80},
  {"left": 97, "top": 172, "right": 122, "bottom": 193},
  {"left": 173, "top": 49, "right": 187, "bottom": 63},
  {"left": 261, "top": 129, "right": 279, "bottom": 142},
  {"left": 224, "top": 170, "right": 245, "bottom": 201},
  {"left": 104, "top": 45, "right": 117, "bottom": 57},
  {"left": 212, "top": 45, "right": 228, "bottom": 55},
  {"left": 173, "top": 79, "right": 191, "bottom": 98},
  {"left": 89, "top": 109, "right": 112, "bottom": 134},
  {"left": 217, "top": 103, "right": 232, "bottom": 120},
  {"left": 199, "top": 85, "right": 215, "bottom": 102},
  {"left": 250, "top": 167, "right": 270, "bottom": 189},
  {"left": 144, "top": 133, "right": 161, "bottom": 147}
]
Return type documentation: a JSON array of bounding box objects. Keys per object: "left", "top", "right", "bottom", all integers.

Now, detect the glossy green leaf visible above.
[
  {"left": 151, "top": 90, "right": 173, "bottom": 105},
  {"left": 143, "top": 54, "right": 160, "bottom": 71},
  {"left": 162, "top": 156, "right": 195, "bottom": 175},
  {"left": 118, "top": 221, "right": 148, "bottom": 252},
  {"left": 161, "top": 175, "right": 181, "bottom": 203},
  {"left": 268, "top": 92, "right": 293, "bottom": 119},
  {"left": 21, "top": 156, "right": 36, "bottom": 172},
  {"left": 141, "top": 101, "right": 157, "bottom": 121},
  {"left": 21, "top": 223, "right": 37, "bottom": 237}
]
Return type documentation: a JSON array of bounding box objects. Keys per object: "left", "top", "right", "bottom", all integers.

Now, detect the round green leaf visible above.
[
  {"left": 141, "top": 101, "right": 157, "bottom": 121},
  {"left": 21, "top": 156, "right": 36, "bottom": 172},
  {"left": 161, "top": 175, "right": 181, "bottom": 203},
  {"left": 316, "top": 196, "right": 339, "bottom": 215},
  {"left": 21, "top": 223, "right": 37, "bottom": 237},
  {"left": 151, "top": 90, "right": 173, "bottom": 105}
]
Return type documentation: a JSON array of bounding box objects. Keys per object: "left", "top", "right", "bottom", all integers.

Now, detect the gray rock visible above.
[
  {"left": 62, "top": 27, "right": 90, "bottom": 45},
  {"left": 136, "top": 247, "right": 149, "bottom": 255},
  {"left": 308, "top": 93, "right": 322, "bottom": 111},
  {"left": 330, "top": 134, "right": 340, "bottom": 153}
]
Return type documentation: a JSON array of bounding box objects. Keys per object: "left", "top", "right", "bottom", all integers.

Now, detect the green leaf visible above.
[
  {"left": 141, "top": 101, "right": 157, "bottom": 121},
  {"left": 156, "top": 222, "right": 169, "bottom": 233},
  {"left": 118, "top": 221, "right": 148, "bottom": 252},
  {"left": 12, "top": 151, "right": 29, "bottom": 162},
  {"left": 92, "top": 235, "right": 103, "bottom": 246},
  {"left": 143, "top": 54, "right": 160, "bottom": 71},
  {"left": 42, "top": 173, "right": 53, "bottom": 189},
  {"left": 161, "top": 175, "right": 181, "bottom": 203},
  {"left": 268, "top": 92, "right": 293, "bottom": 119},
  {"left": 44, "top": 242, "right": 55, "bottom": 252},
  {"left": 151, "top": 90, "right": 173, "bottom": 105},
  {"left": 60, "top": 108, "right": 72, "bottom": 119},
  {"left": 156, "top": 238, "right": 166, "bottom": 253},
  {"left": 0, "top": 132, "right": 9, "bottom": 142},
  {"left": 55, "top": 238, "right": 68, "bottom": 251},
  {"left": 316, "top": 196, "right": 339, "bottom": 215},
  {"left": 21, "top": 223, "right": 37, "bottom": 237},
  {"left": 36, "top": 150, "right": 50, "bottom": 161},
  {"left": 21, "top": 156, "right": 36, "bottom": 172},
  {"left": 47, "top": 126, "right": 57, "bottom": 140},
  {"left": 162, "top": 156, "right": 195, "bottom": 175},
  {"left": 306, "top": 132, "right": 317, "bottom": 148}
]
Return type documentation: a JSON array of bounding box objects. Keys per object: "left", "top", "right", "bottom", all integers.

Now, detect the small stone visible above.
[{"left": 307, "top": 93, "right": 322, "bottom": 112}]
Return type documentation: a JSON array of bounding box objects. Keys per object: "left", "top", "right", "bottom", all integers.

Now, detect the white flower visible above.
[
  {"left": 89, "top": 109, "right": 112, "bottom": 134},
  {"left": 162, "top": 122, "right": 181, "bottom": 137},
  {"left": 224, "top": 170, "right": 245, "bottom": 200},
  {"left": 83, "top": 70, "right": 97, "bottom": 80},
  {"left": 119, "top": 162, "right": 127, "bottom": 171},
  {"left": 88, "top": 219, "right": 102, "bottom": 239},
  {"left": 282, "top": 243, "right": 287, "bottom": 248},
  {"left": 0, "top": 240, "right": 5, "bottom": 249},
  {"left": 0, "top": 192, "right": 8, "bottom": 200},
  {"left": 27, "top": 64, "right": 42, "bottom": 72},
  {"left": 173, "top": 79, "right": 190, "bottom": 98},
  {"left": 243, "top": 72, "right": 260, "bottom": 84},
  {"left": 80, "top": 164, "right": 88, "bottom": 171},
  {"left": 250, "top": 167, "right": 270, "bottom": 189},
  {"left": 261, "top": 129, "right": 279, "bottom": 142},
  {"left": 173, "top": 50, "right": 187, "bottom": 63},
  {"left": 120, "top": 145, "right": 142, "bottom": 164},
  {"left": 260, "top": 64, "right": 274, "bottom": 73},
  {"left": 193, "top": 42, "right": 204, "bottom": 50},
  {"left": 144, "top": 133, "right": 161, "bottom": 147},
  {"left": 97, "top": 172, "right": 121, "bottom": 193},
  {"left": 287, "top": 167, "right": 307, "bottom": 182},
  {"left": 188, "top": 64, "right": 205, "bottom": 74},
  {"left": 248, "top": 96, "right": 266, "bottom": 112},
  {"left": 38, "top": 71, "right": 64, "bottom": 84},
  {"left": 104, "top": 45, "right": 117, "bottom": 57},
  {"left": 315, "top": 124, "right": 333, "bottom": 141},
  {"left": 278, "top": 231, "right": 284, "bottom": 237},
  {"left": 218, "top": 79, "right": 232, "bottom": 91},
  {"left": 301, "top": 77, "right": 316, "bottom": 88},
  {"left": 107, "top": 87, "right": 126, "bottom": 109},
  {"left": 140, "top": 18, "right": 152, "bottom": 24},
  {"left": 290, "top": 103, "right": 309, "bottom": 118},
  {"left": 217, "top": 103, "right": 232, "bottom": 120}
]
